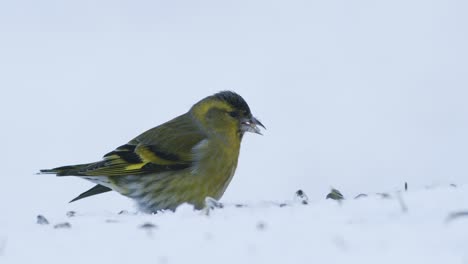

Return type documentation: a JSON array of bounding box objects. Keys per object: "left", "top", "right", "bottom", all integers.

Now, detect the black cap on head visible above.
[{"left": 213, "top": 91, "right": 251, "bottom": 115}]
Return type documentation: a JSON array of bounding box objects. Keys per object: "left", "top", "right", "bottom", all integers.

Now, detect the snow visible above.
[
  {"left": 1, "top": 186, "right": 468, "bottom": 263},
  {"left": 1, "top": 0, "right": 468, "bottom": 263}
]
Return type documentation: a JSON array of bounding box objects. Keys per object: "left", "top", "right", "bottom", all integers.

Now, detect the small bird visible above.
[{"left": 40, "top": 91, "right": 264, "bottom": 212}]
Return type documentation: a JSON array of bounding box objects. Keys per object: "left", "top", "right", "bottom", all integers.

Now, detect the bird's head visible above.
[{"left": 191, "top": 91, "right": 265, "bottom": 138}]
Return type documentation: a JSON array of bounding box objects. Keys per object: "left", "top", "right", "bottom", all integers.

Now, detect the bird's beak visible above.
[{"left": 241, "top": 116, "right": 266, "bottom": 135}]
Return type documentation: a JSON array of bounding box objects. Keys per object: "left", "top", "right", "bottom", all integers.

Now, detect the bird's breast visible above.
[{"left": 191, "top": 138, "right": 241, "bottom": 200}]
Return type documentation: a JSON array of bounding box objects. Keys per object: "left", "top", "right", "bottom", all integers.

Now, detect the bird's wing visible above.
[{"left": 69, "top": 113, "right": 207, "bottom": 177}]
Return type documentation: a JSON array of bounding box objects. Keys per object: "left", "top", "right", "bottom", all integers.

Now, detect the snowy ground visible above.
[{"left": 1, "top": 184, "right": 467, "bottom": 264}]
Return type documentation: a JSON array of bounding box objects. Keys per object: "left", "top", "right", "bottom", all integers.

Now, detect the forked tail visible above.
[{"left": 39, "top": 163, "right": 93, "bottom": 176}]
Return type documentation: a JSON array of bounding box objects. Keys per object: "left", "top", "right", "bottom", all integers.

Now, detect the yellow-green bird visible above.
[{"left": 40, "top": 91, "right": 264, "bottom": 212}]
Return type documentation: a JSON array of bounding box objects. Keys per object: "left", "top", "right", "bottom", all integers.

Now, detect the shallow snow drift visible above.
[{"left": 1, "top": 185, "right": 467, "bottom": 264}]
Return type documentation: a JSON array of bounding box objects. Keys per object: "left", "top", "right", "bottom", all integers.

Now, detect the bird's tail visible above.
[{"left": 39, "top": 163, "right": 93, "bottom": 176}]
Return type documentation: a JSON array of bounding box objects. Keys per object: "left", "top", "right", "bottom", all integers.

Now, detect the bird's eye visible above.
[{"left": 228, "top": 111, "right": 239, "bottom": 118}]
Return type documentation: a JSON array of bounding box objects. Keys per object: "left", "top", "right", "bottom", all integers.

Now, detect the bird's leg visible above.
[{"left": 204, "top": 197, "right": 224, "bottom": 210}]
